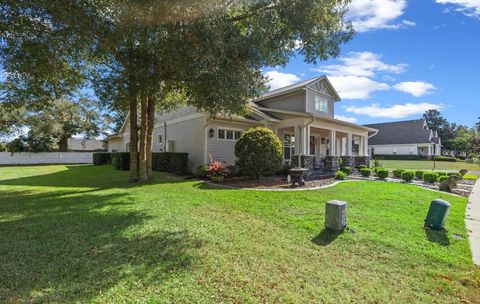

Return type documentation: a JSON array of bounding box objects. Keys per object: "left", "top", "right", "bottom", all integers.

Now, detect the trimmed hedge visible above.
[
  {"left": 393, "top": 169, "right": 405, "bottom": 178},
  {"left": 434, "top": 156, "right": 457, "bottom": 162},
  {"left": 401, "top": 171, "right": 415, "bottom": 182},
  {"left": 423, "top": 172, "right": 438, "bottom": 183},
  {"left": 415, "top": 170, "right": 425, "bottom": 180},
  {"left": 152, "top": 152, "right": 189, "bottom": 175},
  {"left": 111, "top": 152, "right": 130, "bottom": 170},
  {"left": 335, "top": 171, "right": 347, "bottom": 180},
  {"left": 376, "top": 168, "right": 389, "bottom": 179},
  {"left": 360, "top": 168, "right": 371, "bottom": 177},
  {"left": 439, "top": 175, "right": 449, "bottom": 183},
  {"left": 437, "top": 172, "right": 448, "bottom": 177},
  {"left": 341, "top": 166, "right": 352, "bottom": 175},
  {"left": 93, "top": 152, "right": 111, "bottom": 165}
]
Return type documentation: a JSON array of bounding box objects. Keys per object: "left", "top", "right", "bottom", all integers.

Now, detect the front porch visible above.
[{"left": 272, "top": 118, "right": 372, "bottom": 175}]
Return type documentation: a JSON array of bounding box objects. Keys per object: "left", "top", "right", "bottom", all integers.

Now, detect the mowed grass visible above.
[
  {"left": 0, "top": 165, "right": 479, "bottom": 303},
  {"left": 381, "top": 160, "right": 480, "bottom": 172}
]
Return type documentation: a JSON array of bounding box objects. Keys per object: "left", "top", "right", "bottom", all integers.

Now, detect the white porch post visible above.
[
  {"left": 304, "top": 125, "right": 311, "bottom": 155},
  {"left": 330, "top": 129, "right": 336, "bottom": 155},
  {"left": 294, "top": 126, "right": 301, "bottom": 155},
  {"left": 364, "top": 135, "right": 369, "bottom": 156},
  {"left": 203, "top": 125, "right": 209, "bottom": 164},
  {"left": 346, "top": 133, "right": 353, "bottom": 156}
]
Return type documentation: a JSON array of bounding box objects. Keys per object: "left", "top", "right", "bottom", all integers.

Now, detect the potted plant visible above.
[{"left": 207, "top": 161, "right": 228, "bottom": 183}]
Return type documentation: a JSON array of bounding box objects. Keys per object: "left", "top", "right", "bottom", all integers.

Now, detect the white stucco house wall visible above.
[
  {"left": 105, "top": 76, "right": 377, "bottom": 172},
  {"left": 364, "top": 119, "right": 442, "bottom": 157}
]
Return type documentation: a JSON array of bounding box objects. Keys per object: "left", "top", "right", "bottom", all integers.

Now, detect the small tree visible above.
[{"left": 235, "top": 127, "right": 282, "bottom": 179}]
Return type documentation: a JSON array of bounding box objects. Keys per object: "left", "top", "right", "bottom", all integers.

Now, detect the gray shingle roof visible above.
[{"left": 364, "top": 119, "right": 435, "bottom": 145}]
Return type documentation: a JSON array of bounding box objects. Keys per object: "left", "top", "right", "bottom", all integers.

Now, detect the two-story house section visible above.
[{"left": 106, "top": 76, "right": 377, "bottom": 172}]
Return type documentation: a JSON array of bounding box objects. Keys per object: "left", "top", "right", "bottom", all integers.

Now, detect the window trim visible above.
[
  {"left": 283, "top": 132, "right": 295, "bottom": 160},
  {"left": 217, "top": 127, "right": 243, "bottom": 141}
]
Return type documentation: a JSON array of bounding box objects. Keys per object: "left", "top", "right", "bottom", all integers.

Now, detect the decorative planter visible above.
[{"left": 210, "top": 176, "right": 224, "bottom": 183}]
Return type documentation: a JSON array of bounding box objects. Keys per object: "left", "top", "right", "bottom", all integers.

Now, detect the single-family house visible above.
[
  {"left": 364, "top": 119, "right": 442, "bottom": 157},
  {"left": 67, "top": 138, "right": 106, "bottom": 152},
  {"left": 105, "top": 76, "right": 377, "bottom": 173}
]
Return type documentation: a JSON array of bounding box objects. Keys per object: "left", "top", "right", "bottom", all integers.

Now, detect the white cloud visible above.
[
  {"left": 328, "top": 76, "right": 389, "bottom": 99},
  {"left": 334, "top": 115, "right": 358, "bottom": 123},
  {"left": 318, "top": 52, "right": 407, "bottom": 77},
  {"left": 436, "top": 0, "right": 480, "bottom": 18},
  {"left": 264, "top": 71, "right": 300, "bottom": 91},
  {"left": 345, "top": 102, "right": 444, "bottom": 119},
  {"left": 347, "top": 0, "right": 416, "bottom": 32},
  {"left": 393, "top": 81, "right": 436, "bottom": 97}
]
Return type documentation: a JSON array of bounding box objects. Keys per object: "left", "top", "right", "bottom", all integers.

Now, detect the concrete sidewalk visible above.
[{"left": 466, "top": 179, "right": 480, "bottom": 265}]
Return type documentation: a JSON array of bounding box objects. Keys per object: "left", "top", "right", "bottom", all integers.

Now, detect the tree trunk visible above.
[
  {"left": 146, "top": 96, "right": 156, "bottom": 180},
  {"left": 138, "top": 94, "right": 148, "bottom": 182},
  {"left": 129, "top": 77, "right": 139, "bottom": 182},
  {"left": 58, "top": 134, "right": 68, "bottom": 152}
]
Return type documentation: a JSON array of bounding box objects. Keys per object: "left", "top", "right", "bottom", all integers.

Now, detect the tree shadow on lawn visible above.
[
  {"left": 424, "top": 228, "right": 451, "bottom": 246},
  {"left": 0, "top": 190, "right": 204, "bottom": 303},
  {"left": 0, "top": 164, "right": 190, "bottom": 189}
]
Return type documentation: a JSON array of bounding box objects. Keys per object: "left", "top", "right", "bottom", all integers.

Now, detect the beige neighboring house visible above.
[
  {"left": 67, "top": 138, "right": 106, "bottom": 152},
  {"left": 105, "top": 76, "right": 376, "bottom": 173}
]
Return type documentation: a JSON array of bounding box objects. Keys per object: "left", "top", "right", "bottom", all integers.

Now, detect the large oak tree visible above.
[{"left": 1, "top": 0, "right": 354, "bottom": 182}]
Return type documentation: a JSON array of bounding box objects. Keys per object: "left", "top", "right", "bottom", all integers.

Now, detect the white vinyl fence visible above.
[{"left": 0, "top": 152, "right": 93, "bottom": 165}]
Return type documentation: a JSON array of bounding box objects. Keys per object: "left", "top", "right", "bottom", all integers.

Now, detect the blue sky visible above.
[{"left": 264, "top": 0, "right": 480, "bottom": 127}]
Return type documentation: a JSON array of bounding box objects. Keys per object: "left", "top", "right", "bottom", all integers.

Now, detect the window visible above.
[
  {"left": 218, "top": 128, "right": 242, "bottom": 140},
  {"left": 283, "top": 133, "right": 295, "bottom": 160},
  {"left": 314, "top": 95, "right": 328, "bottom": 113},
  {"left": 158, "top": 134, "right": 162, "bottom": 144},
  {"left": 125, "top": 142, "right": 130, "bottom": 152}
]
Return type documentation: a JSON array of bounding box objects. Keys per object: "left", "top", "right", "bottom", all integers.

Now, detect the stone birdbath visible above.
[{"left": 289, "top": 167, "right": 308, "bottom": 186}]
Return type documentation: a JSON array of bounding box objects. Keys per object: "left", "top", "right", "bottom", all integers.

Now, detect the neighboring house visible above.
[
  {"left": 105, "top": 76, "right": 376, "bottom": 172},
  {"left": 364, "top": 119, "right": 442, "bottom": 157},
  {"left": 67, "top": 138, "right": 106, "bottom": 152}
]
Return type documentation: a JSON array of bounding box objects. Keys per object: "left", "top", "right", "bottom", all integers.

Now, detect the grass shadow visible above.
[
  {"left": 424, "top": 228, "right": 451, "bottom": 246},
  {"left": 312, "top": 228, "right": 342, "bottom": 246},
  {"left": 0, "top": 189, "right": 204, "bottom": 303}
]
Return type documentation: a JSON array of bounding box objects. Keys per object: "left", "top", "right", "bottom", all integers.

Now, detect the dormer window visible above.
[{"left": 314, "top": 95, "right": 328, "bottom": 113}]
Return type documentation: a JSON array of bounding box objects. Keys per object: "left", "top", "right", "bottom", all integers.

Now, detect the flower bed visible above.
[{"left": 219, "top": 175, "right": 336, "bottom": 189}]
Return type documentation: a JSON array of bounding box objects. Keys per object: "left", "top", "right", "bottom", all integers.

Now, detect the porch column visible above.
[
  {"left": 304, "top": 125, "right": 311, "bottom": 155},
  {"left": 363, "top": 135, "right": 369, "bottom": 156},
  {"left": 329, "top": 129, "right": 336, "bottom": 155},
  {"left": 294, "top": 126, "right": 301, "bottom": 154},
  {"left": 346, "top": 133, "right": 353, "bottom": 156}
]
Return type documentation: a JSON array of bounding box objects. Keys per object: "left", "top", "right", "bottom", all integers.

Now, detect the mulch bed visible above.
[{"left": 220, "top": 175, "right": 336, "bottom": 189}]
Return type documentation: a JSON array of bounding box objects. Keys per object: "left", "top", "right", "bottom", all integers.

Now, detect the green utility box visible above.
[
  {"left": 325, "top": 200, "right": 347, "bottom": 231},
  {"left": 425, "top": 199, "right": 451, "bottom": 230}
]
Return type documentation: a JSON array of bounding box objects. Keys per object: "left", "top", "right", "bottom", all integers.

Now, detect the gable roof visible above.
[
  {"left": 254, "top": 75, "right": 341, "bottom": 102},
  {"left": 364, "top": 119, "right": 441, "bottom": 145}
]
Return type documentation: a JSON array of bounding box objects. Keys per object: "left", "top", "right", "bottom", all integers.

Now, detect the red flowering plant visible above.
[{"left": 207, "top": 161, "right": 229, "bottom": 178}]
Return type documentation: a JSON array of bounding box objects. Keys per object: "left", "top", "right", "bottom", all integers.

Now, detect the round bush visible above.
[
  {"left": 423, "top": 172, "right": 438, "bottom": 183},
  {"left": 360, "top": 168, "right": 371, "bottom": 177},
  {"left": 341, "top": 166, "right": 352, "bottom": 175},
  {"left": 357, "top": 165, "right": 368, "bottom": 170},
  {"left": 439, "top": 175, "right": 448, "bottom": 183},
  {"left": 437, "top": 172, "right": 448, "bottom": 177},
  {"left": 335, "top": 171, "right": 346, "bottom": 180},
  {"left": 415, "top": 170, "right": 425, "bottom": 180},
  {"left": 234, "top": 127, "right": 283, "bottom": 179},
  {"left": 376, "top": 168, "right": 389, "bottom": 179},
  {"left": 393, "top": 169, "right": 405, "bottom": 178},
  {"left": 401, "top": 171, "right": 415, "bottom": 182},
  {"left": 196, "top": 164, "right": 208, "bottom": 178}
]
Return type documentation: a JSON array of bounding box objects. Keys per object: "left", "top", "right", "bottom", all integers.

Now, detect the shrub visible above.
[
  {"left": 357, "top": 165, "right": 368, "bottom": 170},
  {"left": 372, "top": 154, "right": 427, "bottom": 160},
  {"left": 335, "top": 171, "right": 346, "bottom": 180},
  {"left": 393, "top": 169, "right": 405, "bottom": 178},
  {"left": 437, "top": 172, "right": 448, "bottom": 177},
  {"left": 439, "top": 175, "right": 449, "bottom": 183},
  {"left": 276, "top": 163, "right": 291, "bottom": 175},
  {"left": 415, "top": 170, "right": 425, "bottom": 180},
  {"left": 226, "top": 165, "right": 241, "bottom": 177},
  {"left": 234, "top": 127, "right": 283, "bottom": 178},
  {"left": 376, "top": 168, "right": 389, "bottom": 179},
  {"left": 111, "top": 152, "right": 130, "bottom": 170},
  {"left": 93, "top": 152, "right": 111, "bottom": 165},
  {"left": 207, "top": 161, "right": 228, "bottom": 178},
  {"left": 371, "top": 158, "right": 382, "bottom": 168},
  {"left": 360, "top": 168, "right": 371, "bottom": 177},
  {"left": 401, "top": 171, "right": 415, "bottom": 182},
  {"left": 423, "top": 172, "right": 438, "bottom": 183},
  {"left": 459, "top": 169, "right": 468, "bottom": 177},
  {"left": 341, "top": 166, "right": 352, "bottom": 175},
  {"left": 447, "top": 172, "right": 462, "bottom": 179},
  {"left": 196, "top": 164, "right": 208, "bottom": 178},
  {"left": 152, "top": 152, "right": 189, "bottom": 175},
  {"left": 434, "top": 156, "right": 457, "bottom": 162}
]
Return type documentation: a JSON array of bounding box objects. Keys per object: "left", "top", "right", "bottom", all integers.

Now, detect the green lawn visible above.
[
  {"left": 380, "top": 160, "right": 480, "bottom": 172},
  {"left": 0, "top": 165, "right": 479, "bottom": 303}
]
